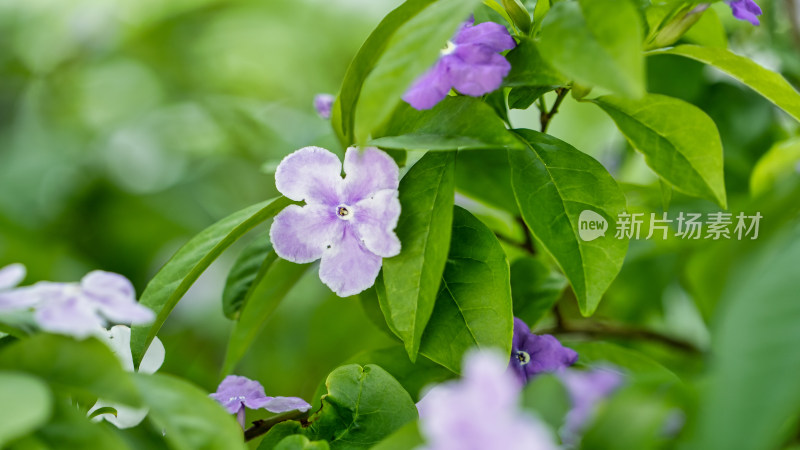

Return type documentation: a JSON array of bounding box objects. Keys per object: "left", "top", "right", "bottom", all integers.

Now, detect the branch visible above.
[
  {"left": 539, "top": 320, "right": 702, "bottom": 354},
  {"left": 539, "top": 88, "right": 569, "bottom": 133},
  {"left": 244, "top": 409, "right": 310, "bottom": 442}
]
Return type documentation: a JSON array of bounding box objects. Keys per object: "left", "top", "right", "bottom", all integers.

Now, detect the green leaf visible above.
[
  {"left": 681, "top": 8, "right": 727, "bottom": 49},
  {"left": 564, "top": 341, "right": 679, "bottom": 383},
  {"left": 538, "top": 0, "right": 644, "bottom": 98},
  {"left": 380, "top": 151, "right": 455, "bottom": 361},
  {"left": 370, "top": 422, "right": 423, "bottom": 450},
  {"left": 454, "top": 150, "right": 519, "bottom": 214},
  {"left": 418, "top": 207, "right": 513, "bottom": 373},
  {"left": 0, "top": 372, "right": 52, "bottom": 447},
  {"left": 131, "top": 196, "right": 294, "bottom": 366},
  {"left": 690, "top": 225, "right": 800, "bottom": 450},
  {"left": 370, "top": 96, "right": 524, "bottom": 151},
  {"left": 263, "top": 364, "right": 418, "bottom": 450},
  {"left": 508, "top": 86, "right": 556, "bottom": 110},
  {"left": 750, "top": 138, "right": 800, "bottom": 197},
  {"left": 502, "top": 0, "right": 532, "bottom": 34},
  {"left": 274, "top": 435, "right": 330, "bottom": 450},
  {"left": 332, "top": 0, "right": 436, "bottom": 145},
  {"left": 222, "top": 258, "right": 311, "bottom": 376},
  {"left": 509, "top": 129, "right": 628, "bottom": 316},
  {"left": 519, "top": 374, "right": 570, "bottom": 431},
  {"left": 222, "top": 236, "right": 275, "bottom": 319},
  {"left": 135, "top": 373, "right": 246, "bottom": 450},
  {"left": 511, "top": 257, "right": 567, "bottom": 326},
  {"left": 28, "top": 400, "right": 130, "bottom": 450},
  {"left": 590, "top": 93, "right": 727, "bottom": 208},
  {"left": 650, "top": 45, "right": 800, "bottom": 123},
  {"left": 0, "top": 334, "right": 141, "bottom": 407},
  {"left": 503, "top": 37, "right": 567, "bottom": 88},
  {"left": 354, "top": 0, "right": 484, "bottom": 144}
]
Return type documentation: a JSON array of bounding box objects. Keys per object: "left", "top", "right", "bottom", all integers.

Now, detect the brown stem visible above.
[
  {"left": 539, "top": 320, "right": 702, "bottom": 354},
  {"left": 539, "top": 88, "right": 569, "bottom": 133},
  {"left": 244, "top": 409, "right": 310, "bottom": 442}
]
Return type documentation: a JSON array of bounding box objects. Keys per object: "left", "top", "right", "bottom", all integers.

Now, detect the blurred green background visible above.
[{"left": 1, "top": 0, "right": 799, "bottom": 434}]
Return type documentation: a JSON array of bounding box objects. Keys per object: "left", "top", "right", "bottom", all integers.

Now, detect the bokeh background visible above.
[{"left": 1, "top": 0, "right": 799, "bottom": 433}]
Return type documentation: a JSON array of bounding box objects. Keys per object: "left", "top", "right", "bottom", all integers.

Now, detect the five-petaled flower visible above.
[
  {"left": 560, "top": 367, "right": 624, "bottom": 444},
  {"left": 509, "top": 317, "right": 578, "bottom": 385},
  {"left": 270, "top": 146, "right": 401, "bottom": 297},
  {"left": 416, "top": 350, "right": 558, "bottom": 450},
  {"left": 403, "top": 18, "right": 516, "bottom": 110},
  {"left": 12, "top": 270, "right": 154, "bottom": 339},
  {"left": 210, "top": 375, "right": 311, "bottom": 429},
  {"left": 313, "top": 93, "right": 335, "bottom": 119},
  {"left": 727, "top": 0, "right": 762, "bottom": 25}
]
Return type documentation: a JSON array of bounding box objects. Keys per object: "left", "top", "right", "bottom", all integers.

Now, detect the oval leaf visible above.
[
  {"left": 131, "top": 196, "right": 293, "bottom": 366},
  {"left": 418, "top": 206, "right": 513, "bottom": 373},
  {"left": 591, "top": 93, "right": 727, "bottom": 208},
  {"left": 509, "top": 129, "right": 628, "bottom": 316},
  {"left": 0, "top": 372, "right": 52, "bottom": 447}
]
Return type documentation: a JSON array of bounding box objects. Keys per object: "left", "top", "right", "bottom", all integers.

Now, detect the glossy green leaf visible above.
[
  {"left": 650, "top": 45, "right": 800, "bottom": 123},
  {"left": 503, "top": 37, "right": 567, "bottom": 88},
  {"left": 520, "top": 374, "right": 570, "bottom": 430},
  {"left": 0, "top": 372, "right": 52, "bottom": 447},
  {"left": 222, "top": 236, "right": 275, "bottom": 319},
  {"left": 509, "top": 129, "right": 628, "bottom": 316},
  {"left": 419, "top": 207, "right": 513, "bottom": 373},
  {"left": 275, "top": 435, "right": 330, "bottom": 450},
  {"left": 591, "top": 93, "right": 727, "bottom": 207},
  {"left": 135, "top": 373, "right": 246, "bottom": 450},
  {"left": 508, "top": 86, "right": 555, "bottom": 110},
  {"left": 538, "top": 0, "right": 644, "bottom": 98},
  {"left": 222, "top": 258, "right": 311, "bottom": 376},
  {"left": 370, "top": 422, "right": 424, "bottom": 450},
  {"left": 454, "top": 150, "right": 519, "bottom": 214},
  {"left": 691, "top": 226, "right": 800, "bottom": 450},
  {"left": 370, "top": 97, "right": 524, "bottom": 151},
  {"left": 263, "top": 364, "right": 418, "bottom": 450},
  {"left": 0, "top": 334, "right": 141, "bottom": 407},
  {"left": 380, "top": 151, "right": 455, "bottom": 361},
  {"left": 511, "top": 257, "right": 567, "bottom": 326},
  {"left": 131, "top": 196, "right": 294, "bottom": 366},
  {"left": 354, "top": 0, "right": 484, "bottom": 144}
]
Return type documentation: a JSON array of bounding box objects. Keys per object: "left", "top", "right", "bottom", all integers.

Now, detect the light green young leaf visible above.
[
  {"left": 0, "top": 372, "right": 52, "bottom": 447},
  {"left": 650, "top": 45, "right": 800, "bottom": 123},
  {"left": 419, "top": 207, "right": 513, "bottom": 373},
  {"left": 509, "top": 129, "right": 628, "bottom": 316},
  {"left": 222, "top": 258, "right": 311, "bottom": 376},
  {"left": 131, "top": 196, "right": 294, "bottom": 366},
  {"left": 222, "top": 236, "right": 275, "bottom": 319},
  {"left": 275, "top": 435, "right": 330, "bottom": 450},
  {"left": 682, "top": 8, "right": 727, "bottom": 49},
  {"left": 354, "top": 0, "right": 483, "bottom": 144},
  {"left": 380, "top": 151, "right": 455, "bottom": 361},
  {"left": 591, "top": 93, "right": 727, "bottom": 208},
  {"left": 135, "top": 373, "right": 246, "bottom": 450},
  {"left": 538, "top": 0, "right": 645, "bottom": 98}
]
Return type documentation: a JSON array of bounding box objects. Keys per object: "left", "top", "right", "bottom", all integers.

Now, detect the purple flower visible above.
[
  {"left": 727, "top": 0, "right": 762, "bottom": 25},
  {"left": 403, "top": 19, "right": 516, "bottom": 110},
  {"left": 270, "top": 146, "right": 401, "bottom": 297},
  {"left": 21, "top": 271, "right": 154, "bottom": 339},
  {"left": 209, "top": 375, "right": 311, "bottom": 429},
  {"left": 560, "top": 368, "right": 624, "bottom": 443},
  {"left": 313, "top": 94, "right": 335, "bottom": 119},
  {"left": 417, "top": 350, "right": 558, "bottom": 450},
  {"left": 509, "top": 317, "right": 578, "bottom": 385}
]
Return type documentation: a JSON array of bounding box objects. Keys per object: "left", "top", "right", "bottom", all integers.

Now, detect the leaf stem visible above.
[
  {"left": 540, "top": 319, "right": 702, "bottom": 354},
  {"left": 539, "top": 88, "right": 569, "bottom": 133},
  {"left": 243, "top": 409, "right": 310, "bottom": 442}
]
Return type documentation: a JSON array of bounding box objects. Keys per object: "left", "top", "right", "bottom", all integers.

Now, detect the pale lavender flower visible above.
[
  {"left": 417, "top": 350, "right": 558, "bottom": 450},
  {"left": 727, "top": 0, "right": 762, "bottom": 25},
  {"left": 314, "top": 94, "right": 335, "bottom": 119},
  {"left": 210, "top": 375, "right": 311, "bottom": 429},
  {"left": 270, "top": 146, "right": 401, "bottom": 297},
  {"left": 403, "top": 19, "right": 516, "bottom": 110},
  {"left": 560, "top": 367, "right": 624, "bottom": 444},
  {"left": 0, "top": 263, "right": 34, "bottom": 310},
  {"left": 509, "top": 317, "right": 578, "bottom": 385},
  {"left": 21, "top": 271, "right": 154, "bottom": 339}
]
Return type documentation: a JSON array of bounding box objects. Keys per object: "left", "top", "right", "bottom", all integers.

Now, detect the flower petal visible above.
[
  {"left": 728, "top": 0, "right": 761, "bottom": 25},
  {"left": 314, "top": 94, "right": 335, "bottom": 119},
  {"left": 139, "top": 336, "right": 166, "bottom": 375},
  {"left": 353, "top": 189, "right": 401, "bottom": 258},
  {"left": 270, "top": 204, "right": 344, "bottom": 264},
  {"left": 81, "top": 271, "right": 155, "bottom": 326},
  {"left": 402, "top": 60, "right": 453, "bottom": 110},
  {"left": 449, "top": 48, "right": 511, "bottom": 97},
  {"left": 35, "top": 295, "right": 105, "bottom": 339},
  {"left": 89, "top": 400, "right": 149, "bottom": 429},
  {"left": 255, "top": 396, "right": 312, "bottom": 413},
  {"left": 319, "top": 227, "right": 382, "bottom": 297},
  {"left": 274, "top": 146, "right": 343, "bottom": 204},
  {"left": 210, "top": 375, "right": 270, "bottom": 414},
  {"left": 454, "top": 21, "right": 516, "bottom": 52},
  {"left": 0, "top": 263, "right": 25, "bottom": 290},
  {"left": 102, "top": 325, "right": 136, "bottom": 371},
  {"left": 342, "top": 147, "right": 400, "bottom": 203}
]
